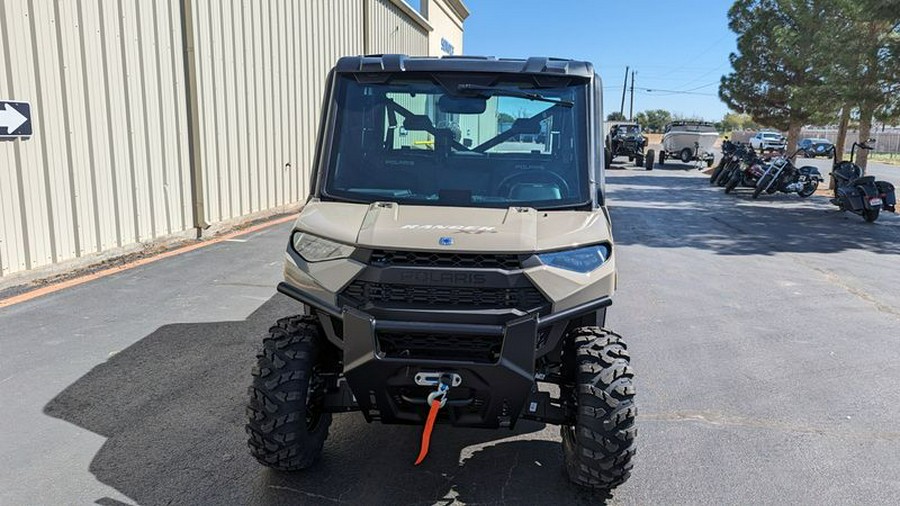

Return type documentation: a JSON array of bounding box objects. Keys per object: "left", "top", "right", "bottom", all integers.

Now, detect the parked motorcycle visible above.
[
  {"left": 709, "top": 139, "right": 738, "bottom": 184},
  {"left": 724, "top": 145, "right": 765, "bottom": 194},
  {"left": 751, "top": 150, "right": 823, "bottom": 199},
  {"left": 829, "top": 141, "right": 897, "bottom": 223},
  {"left": 712, "top": 141, "right": 745, "bottom": 187}
]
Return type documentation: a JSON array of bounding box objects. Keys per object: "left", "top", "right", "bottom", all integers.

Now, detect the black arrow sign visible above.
[{"left": 0, "top": 100, "right": 32, "bottom": 138}]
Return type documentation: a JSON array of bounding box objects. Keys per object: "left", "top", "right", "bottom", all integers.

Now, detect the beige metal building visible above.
[{"left": 0, "top": 0, "right": 469, "bottom": 281}]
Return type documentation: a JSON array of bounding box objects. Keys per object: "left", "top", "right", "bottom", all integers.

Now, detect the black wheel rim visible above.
[{"left": 305, "top": 368, "right": 326, "bottom": 431}]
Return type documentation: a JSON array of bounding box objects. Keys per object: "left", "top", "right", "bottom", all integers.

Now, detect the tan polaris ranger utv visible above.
[{"left": 246, "top": 55, "right": 635, "bottom": 491}]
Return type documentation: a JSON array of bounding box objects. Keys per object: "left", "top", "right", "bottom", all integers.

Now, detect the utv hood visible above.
[{"left": 294, "top": 200, "right": 612, "bottom": 253}]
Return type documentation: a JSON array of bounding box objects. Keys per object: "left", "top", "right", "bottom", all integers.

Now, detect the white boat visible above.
[{"left": 660, "top": 121, "right": 719, "bottom": 167}]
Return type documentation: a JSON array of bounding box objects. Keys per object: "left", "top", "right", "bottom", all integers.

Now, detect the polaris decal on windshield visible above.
[{"left": 401, "top": 225, "right": 497, "bottom": 233}]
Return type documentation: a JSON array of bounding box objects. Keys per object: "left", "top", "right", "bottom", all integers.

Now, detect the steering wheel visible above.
[{"left": 497, "top": 170, "right": 570, "bottom": 199}]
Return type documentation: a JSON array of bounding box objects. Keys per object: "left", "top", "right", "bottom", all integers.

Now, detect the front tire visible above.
[
  {"left": 724, "top": 171, "right": 741, "bottom": 193},
  {"left": 562, "top": 328, "right": 636, "bottom": 491},
  {"left": 752, "top": 175, "right": 770, "bottom": 199},
  {"left": 645, "top": 149, "right": 655, "bottom": 170},
  {"left": 246, "top": 316, "right": 332, "bottom": 471},
  {"left": 709, "top": 161, "right": 724, "bottom": 184},
  {"left": 797, "top": 180, "right": 818, "bottom": 198},
  {"left": 715, "top": 165, "right": 732, "bottom": 187}
]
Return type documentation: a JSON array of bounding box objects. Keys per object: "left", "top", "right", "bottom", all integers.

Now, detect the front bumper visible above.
[{"left": 277, "top": 281, "right": 611, "bottom": 428}]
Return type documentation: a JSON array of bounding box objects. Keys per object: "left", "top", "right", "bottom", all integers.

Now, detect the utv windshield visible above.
[
  {"left": 616, "top": 125, "right": 640, "bottom": 135},
  {"left": 321, "top": 73, "right": 590, "bottom": 209}
]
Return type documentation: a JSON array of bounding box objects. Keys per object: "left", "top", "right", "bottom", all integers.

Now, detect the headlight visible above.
[
  {"left": 537, "top": 244, "right": 610, "bottom": 273},
  {"left": 291, "top": 232, "right": 355, "bottom": 262}
]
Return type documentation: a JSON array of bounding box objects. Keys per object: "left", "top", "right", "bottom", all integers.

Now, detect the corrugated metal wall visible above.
[
  {"left": 189, "top": 0, "right": 365, "bottom": 224},
  {"left": 0, "top": 0, "right": 193, "bottom": 278},
  {"left": 367, "top": 0, "right": 430, "bottom": 56},
  {"left": 0, "top": 0, "right": 443, "bottom": 279}
]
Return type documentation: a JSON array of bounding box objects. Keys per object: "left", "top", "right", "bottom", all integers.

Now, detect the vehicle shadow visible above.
[
  {"left": 43, "top": 294, "right": 612, "bottom": 505},
  {"left": 607, "top": 173, "right": 900, "bottom": 256},
  {"left": 653, "top": 161, "right": 708, "bottom": 172}
]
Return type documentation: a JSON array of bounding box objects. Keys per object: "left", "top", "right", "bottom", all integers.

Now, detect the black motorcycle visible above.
[
  {"left": 751, "top": 149, "right": 823, "bottom": 199},
  {"left": 830, "top": 141, "right": 897, "bottom": 223},
  {"left": 724, "top": 145, "right": 765, "bottom": 194},
  {"left": 709, "top": 140, "right": 738, "bottom": 185}
]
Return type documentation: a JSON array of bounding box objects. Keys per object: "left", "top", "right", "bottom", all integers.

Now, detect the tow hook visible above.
[{"left": 414, "top": 373, "right": 455, "bottom": 465}]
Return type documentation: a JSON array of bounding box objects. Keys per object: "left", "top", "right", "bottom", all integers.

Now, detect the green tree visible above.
[
  {"left": 721, "top": 112, "right": 758, "bottom": 132},
  {"left": 497, "top": 112, "right": 516, "bottom": 124},
  {"left": 634, "top": 109, "right": 672, "bottom": 132},
  {"left": 836, "top": 0, "right": 900, "bottom": 169},
  {"left": 606, "top": 111, "right": 627, "bottom": 122},
  {"left": 719, "top": 0, "right": 841, "bottom": 153}
]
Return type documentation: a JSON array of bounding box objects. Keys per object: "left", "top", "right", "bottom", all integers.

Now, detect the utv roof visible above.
[{"left": 334, "top": 54, "right": 595, "bottom": 78}]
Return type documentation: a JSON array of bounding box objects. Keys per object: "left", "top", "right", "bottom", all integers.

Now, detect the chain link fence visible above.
[{"left": 801, "top": 128, "right": 900, "bottom": 154}]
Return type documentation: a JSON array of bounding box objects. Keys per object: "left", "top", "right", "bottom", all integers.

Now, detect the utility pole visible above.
[
  {"left": 619, "top": 66, "right": 629, "bottom": 116},
  {"left": 629, "top": 71, "right": 635, "bottom": 121}
]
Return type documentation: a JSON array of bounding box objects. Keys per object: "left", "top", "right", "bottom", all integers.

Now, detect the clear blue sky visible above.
[{"left": 431, "top": 0, "right": 738, "bottom": 121}]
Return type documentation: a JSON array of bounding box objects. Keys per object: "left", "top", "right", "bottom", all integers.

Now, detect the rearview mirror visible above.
[
  {"left": 438, "top": 95, "right": 487, "bottom": 114},
  {"left": 511, "top": 117, "right": 542, "bottom": 134},
  {"left": 403, "top": 115, "right": 433, "bottom": 131}
]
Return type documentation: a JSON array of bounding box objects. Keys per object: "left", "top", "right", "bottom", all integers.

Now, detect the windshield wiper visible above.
[{"left": 457, "top": 84, "right": 574, "bottom": 107}]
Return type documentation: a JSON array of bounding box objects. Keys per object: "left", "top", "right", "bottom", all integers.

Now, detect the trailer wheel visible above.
[
  {"left": 246, "top": 316, "right": 331, "bottom": 471},
  {"left": 561, "top": 327, "right": 636, "bottom": 491},
  {"left": 680, "top": 148, "right": 693, "bottom": 164},
  {"left": 645, "top": 150, "right": 655, "bottom": 170}
]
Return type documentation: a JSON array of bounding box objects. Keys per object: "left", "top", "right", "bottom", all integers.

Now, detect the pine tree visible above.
[{"left": 719, "top": 0, "right": 841, "bottom": 153}]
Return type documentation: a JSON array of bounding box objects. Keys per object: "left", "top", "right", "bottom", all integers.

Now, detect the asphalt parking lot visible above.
[{"left": 2, "top": 162, "right": 900, "bottom": 505}]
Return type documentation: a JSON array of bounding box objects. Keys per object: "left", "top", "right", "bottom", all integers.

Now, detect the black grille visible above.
[
  {"left": 342, "top": 280, "right": 547, "bottom": 310},
  {"left": 370, "top": 250, "right": 521, "bottom": 270},
  {"left": 377, "top": 332, "right": 502, "bottom": 363}
]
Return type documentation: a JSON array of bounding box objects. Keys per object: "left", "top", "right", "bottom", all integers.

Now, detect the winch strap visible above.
[{"left": 414, "top": 399, "right": 442, "bottom": 465}]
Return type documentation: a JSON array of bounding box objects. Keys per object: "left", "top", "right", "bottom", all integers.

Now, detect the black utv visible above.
[{"left": 605, "top": 122, "right": 654, "bottom": 170}]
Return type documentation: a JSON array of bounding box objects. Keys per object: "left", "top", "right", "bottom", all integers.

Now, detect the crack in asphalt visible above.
[
  {"left": 500, "top": 449, "right": 521, "bottom": 502},
  {"left": 640, "top": 411, "right": 900, "bottom": 442},
  {"left": 786, "top": 256, "right": 900, "bottom": 321},
  {"left": 268, "top": 485, "right": 346, "bottom": 504},
  {"left": 706, "top": 203, "right": 900, "bottom": 321}
]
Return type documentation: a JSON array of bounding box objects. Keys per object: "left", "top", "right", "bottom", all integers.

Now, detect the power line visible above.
[{"left": 636, "top": 85, "right": 719, "bottom": 97}]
